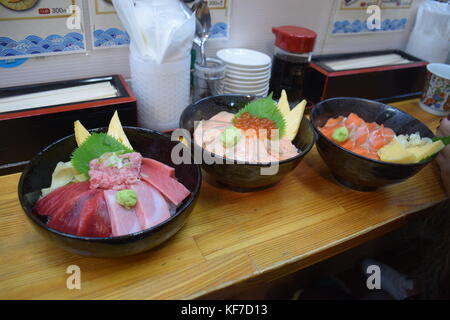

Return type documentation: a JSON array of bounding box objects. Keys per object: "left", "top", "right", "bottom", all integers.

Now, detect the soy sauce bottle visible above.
[{"left": 269, "top": 26, "right": 317, "bottom": 104}]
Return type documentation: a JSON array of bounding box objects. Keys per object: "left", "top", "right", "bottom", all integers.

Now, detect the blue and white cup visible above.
[{"left": 419, "top": 63, "right": 450, "bottom": 117}]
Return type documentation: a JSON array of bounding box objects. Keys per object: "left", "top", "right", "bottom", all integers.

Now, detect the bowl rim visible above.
[
  {"left": 180, "top": 94, "right": 317, "bottom": 167},
  {"left": 311, "top": 97, "right": 438, "bottom": 167},
  {"left": 18, "top": 126, "right": 202, "bottom": 243}
]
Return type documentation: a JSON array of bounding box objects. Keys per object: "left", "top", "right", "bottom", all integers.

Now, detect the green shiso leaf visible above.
[
  {"left": 432, "top": 135, "right": 450, "bottom": 146},
  {"left": 233, "top": 93, "right": 286, "bottom": 138},
  {"left": 71, "top": 133, "right": 134, "bottom": 178},
  {"left": 419, "top": 136, "right": 449, "bottom": 162}
]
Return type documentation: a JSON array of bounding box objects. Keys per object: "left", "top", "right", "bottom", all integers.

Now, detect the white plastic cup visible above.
[{"left": 129, "top": 47, "right": 191, "bottom": 131}]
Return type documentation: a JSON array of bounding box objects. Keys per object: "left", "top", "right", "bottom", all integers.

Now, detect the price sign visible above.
[
  {"left": 380, "top": 0, "right": 413, "bottom": 9},
  {"left": 340, "top": 0, "right": 379, "bottom": 10},
  {"left": 0, "top": 0, "right": 86, "bottom": 59},
  {"left": 332, "top": 0, "right": 413, "bottom": 35}
]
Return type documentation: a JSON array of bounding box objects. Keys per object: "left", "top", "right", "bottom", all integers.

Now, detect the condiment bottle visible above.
[{"left": 269, "top": 26, "right": 317, "bottom": 103}]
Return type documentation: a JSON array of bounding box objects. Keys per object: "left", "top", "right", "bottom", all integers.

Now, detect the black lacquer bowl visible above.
[
  {"left": 179, "top": 94, "right": 316, "bottom": 191},
  {"left": 311, "top": 97, "right": 437, "bottom": 191},
  {"left": 18, "top": 127, "right": 201, "bottom": 257}
]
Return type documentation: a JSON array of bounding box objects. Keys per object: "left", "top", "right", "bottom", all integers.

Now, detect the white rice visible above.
[{"left": 395, "top": 132, "right": 432, "bottom": 149}]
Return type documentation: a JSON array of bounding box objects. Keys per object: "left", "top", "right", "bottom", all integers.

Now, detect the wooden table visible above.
[{"left": 0, "top": 99, "right": 447, "bottom": 300}]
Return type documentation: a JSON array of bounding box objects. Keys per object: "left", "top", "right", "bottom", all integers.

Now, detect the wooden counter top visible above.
[{"left": 0, "top": 99, "right": 447, "bottom": 300}]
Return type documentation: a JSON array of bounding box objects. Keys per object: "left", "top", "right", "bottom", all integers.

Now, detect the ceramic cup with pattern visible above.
[{"left": 419, "top": 63, "right": 450, "bottom": 117}]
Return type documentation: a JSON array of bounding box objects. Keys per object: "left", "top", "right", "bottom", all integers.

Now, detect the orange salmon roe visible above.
[{"left": 233, "top": 112, "right": 278, "bottom": 139}]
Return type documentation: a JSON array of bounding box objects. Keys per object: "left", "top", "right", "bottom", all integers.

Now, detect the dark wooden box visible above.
[
  {"left": 0, "top": 75, "right": 137, "bottom": 175},
  {"left": 303, "top": 50, "right": 427, "bottom": 104}
]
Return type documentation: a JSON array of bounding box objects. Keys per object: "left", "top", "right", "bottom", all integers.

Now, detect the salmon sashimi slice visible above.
[
  {"left": 267, "top": 137, "right": 299, "bottom": 161},
  {"left": 104, "top": 190, "right": 141, "bottom": 236},
  {"left": 366, "top": 122, "right": 379, "bottom": 132},
  {"left": 132, "top": 181, "right": 171, "bottom": 230},
  {"left": 345, "top": 113, "right": 364, "bottom": 127},
  {"left": 255, "top": 138, "right": 279, "bottom": 163},
  {"left": 208, "top": 111, "right": 236, "bottom": 123},
  {"left": 245, "top": 135, "right": 260, "bottom": 163},
  {"left": 320, "top": 127, "right": 337, "bottom": 140},
  {"left": 354, "top": 125, "right": 369, "bottom": 146},
  {"left": 382, "top": 126, "right": 395, "bottom": 139},
  {"left": 194, "top": 112, "right": 236, "bottom": 148},
  {"left": 367, "top": 152, "right": 381, "bottom": 160},
  {"left": 320, "top": 116, "right": 346, "bottom": 139},
  {"left": 352, "top": 146, "right": 371, "bottom": 158},
  {"left": 341, "top": 138, "right": 356, "bottom": 150},
  {"left": 77, "top": 190, "right": 112, "bottom": 237},
  {"left": 194, "top": 121, "right": 229, "bottom": 147},
  {"left": 320, "top": 113, "right": 396, "bottom": 161},
  {"left": 351, "top": 146, "right": 380, "bottom": 160},
  {"left": 368, "top": 125, "right": 392, "bottom": 151},
  {"left": 321, "top": 125, "right": 345, "bottom": 140},
  {"left": 203, "top": 133, "right": 227, "bottom": 159},
  {"left": 141, "top": 160, "right": 191, "bottom": 206},
  {"left": 223, "top": 132, "right": 254, "bottom": 162},
  {"left": 324, "top": 116, "right": 345, "bottom": 127},
  {"left": 370, "top": 135, "right": 387, "bottom": 150}
]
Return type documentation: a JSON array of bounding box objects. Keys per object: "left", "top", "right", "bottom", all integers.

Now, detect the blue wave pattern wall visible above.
[
  {"left": 209, "top": 22, "right": 228, "bottom": 39},
  {"left": 94, "top": 28, "right": 130, "bottom": 47},
  {"left": 332, "top": 18, "right": 408, "bottom": 34},
  {"left": 0, "top": 32, "right": 85, "bottom": 57},
  {"left": 93, "top": 24, "right": 226, "bottom": 47}
]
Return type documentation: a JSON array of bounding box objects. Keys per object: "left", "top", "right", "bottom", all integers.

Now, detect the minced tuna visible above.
[{"left": 89, "top": 152, "right": 142, "bottom": 190}]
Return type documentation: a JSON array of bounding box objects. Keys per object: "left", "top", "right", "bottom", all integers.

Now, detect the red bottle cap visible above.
[{"left": 272, "top": 26, "right": 317, "bottom": 54}]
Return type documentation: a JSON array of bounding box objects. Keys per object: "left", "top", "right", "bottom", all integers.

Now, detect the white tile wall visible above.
[{"left": 0, "top": 0, "right": 424, "bottom": 88}]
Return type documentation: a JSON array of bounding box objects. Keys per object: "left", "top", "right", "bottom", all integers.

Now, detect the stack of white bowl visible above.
[{"left": 217, "top": 48, "right": 272, "bottom": 96}]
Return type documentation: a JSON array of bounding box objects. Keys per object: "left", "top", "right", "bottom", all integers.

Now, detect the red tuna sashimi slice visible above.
[
  {"left": 77, "top": 190, "right": 112, "bottom": 237},
  {"left": 35, "top": 181, "right": 90, "bottom": 218},
  {"left": 141, "top": 160, "right": 190, "bottom": 206},
  {"left": 142, "top": 158, "right": 175, "bottom": 178},
  {"left": 104, "top": 190, "right": 141, "bottom": 236},
  {"left": 131, "top": 181, "right": 171, "bottom": 230},
  {"left": 47, "top": 189, "right": 97, "bottom": 235}
]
